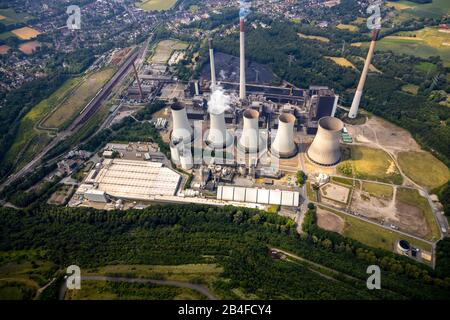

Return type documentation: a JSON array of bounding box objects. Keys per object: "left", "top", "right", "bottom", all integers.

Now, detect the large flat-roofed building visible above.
[
  {"left": 81, "top": 159, "right": 181, "bottom": 201},
  {"left": 217, "top": 185, "right": 300, "bottom": 207}
]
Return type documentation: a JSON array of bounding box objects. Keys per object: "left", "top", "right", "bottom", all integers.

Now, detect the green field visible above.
[
  {"left": 3, "top": 77, "right": 82, "bottom": 171},
  {"left": 363, "top": 27, "right": 450, "bottom": 67},
  {"left": 398, "top": 151, "right": 450, "bottom": 189},
  {"left": 319, "top": 206, "right": 432, "bottom": 253},
  {"left": 401, "top": 84, "right": 419, "bottom": 95},
  {"left": 397, "top": 188, "right": 440, "bottom": 241},
  {"left": 137, "top": 0, "right": 177, "bottom": 11},
  {"left": 338, "top": 145, "right": 403, "bottom": 185},
  {"left": 65, "top": 281, "right": 206, "bottom": 300},
  {"left": 148, "top": 39, "right": 188, "bottom": 64},
  {"left": 42, "top": 67, "right": 116, "bottom": 129},
  {"left": 0, "top": 8, "right": 33, "bottom": 25},
  {"left": 391, "top": 0, "right": 450, "bottom": 18},
  {"left": 362, "top": 182, "right": 394, "bottom": 199}
]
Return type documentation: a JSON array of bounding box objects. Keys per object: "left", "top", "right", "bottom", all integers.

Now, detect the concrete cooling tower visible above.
[
  {"left": 271, "top": 113, "right": 297, "bottom": 158},
  {"left": 307, "top": 116, "right": 344, "bottom": 166},
  {"left": 206, "top": 111, "right": 233, "bottom": 149},
  {"left": 238, "top": 109, "right": 264, "bottom": 154},
  {"left": 170, "top": 102, "right": 193, "bottom": 143}
]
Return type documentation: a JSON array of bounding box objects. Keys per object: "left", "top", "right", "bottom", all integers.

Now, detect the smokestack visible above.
[
  {"left": 348, "top": 29, "right": 379, "bottom": 119},
  {"left": 170, "top": 102, "right": 193, "bottom": 143},
  {"left": 271, "top": 113, "right": 297, "bottom": 158},
  {"left": 132, "top": 62, "right": 144, "bottom": 100},
  {"left": 238, "top": 109, "right": 264, "bottom": 154},
  {"left": 206, "top": 111, "right": 233, "bottom": 149},
  {"left": 307, "top": 117, "right": 344, "bottom": 166},
  {"left": 239, "top": 18, "right": 246, "bottom": 100},
  {"left": 209, "top": 39, "right": 217, "bottom": 90}
]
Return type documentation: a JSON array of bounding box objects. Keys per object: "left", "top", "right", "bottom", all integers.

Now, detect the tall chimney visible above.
[
  {"left": 132, "top": 62, "right": 144, "bottom": 100},
  {"left": 239, "top": 18, "right": 246, "bottom": 100},
  {"left": 348, "top": 29, "right": 379, "bottom": 119},
  {"left": 209, "top": 39, "right": 217, "bottom": 91}
]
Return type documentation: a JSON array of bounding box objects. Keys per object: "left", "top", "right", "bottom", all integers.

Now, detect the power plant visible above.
[
  {"left": 348, "top": 29, "right": 379, "bottom": 119},
  {"left": 209, "top": 39, "right": 217, "bottom": 90},
  {"left": 238, "top": 109, "right": 265, "bottom": 154},
  {"left": 239, "top": 17, "right": 246, "bottom": 100},
  {"left": 271, "top": 113, "right": 297, "bottom": 159},
  {"left": 307, "top": 116, "right": 344, "bottom": 166},
  {"left": 170, "top": 102, "right": 193, "bottom": 143},
  {"left": 206, "top": 110, "right": 233, "bottom": 149}
]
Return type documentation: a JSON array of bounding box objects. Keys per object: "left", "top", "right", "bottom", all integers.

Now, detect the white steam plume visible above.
[{"left": 208, "top": 87, "right": 231, "bottom": 115}]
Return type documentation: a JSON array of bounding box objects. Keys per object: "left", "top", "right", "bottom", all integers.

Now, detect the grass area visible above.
[
  {"left": 325, "top": 57, "right": 356, "bottom": 69},
  {"left": 298, "top": 33, "right": 329, "bottom": 43},
  {"left": 0, "top": 249, "right": 57, "bottom": 299},
  {"left": 331, "top": 176, "right": 354, "bottom": 186},
  {"left": 0, "top": 8, "right": 33, "bottom": 25},
  {"left": 337, "top": 145, "right": 403, "bottom": 185},
  {"left": 401, "top": 84, "right": 419, "bottom": 95},
  {"left": 318, "top": 206, "right": 432, "bottom": 253},
  {"left": 397, "top": 188, "right": 440, "bottom": 241},
  {"left": 362, "top": 182, "right": 394, "bottom": 199},
  {"left": 267, "top": 205, "right": 281, "bottom": 214},
  {"left": 148, "top": 39, "right": 189, "bottom": 65},
  {"left": 42, "top": 67, "right": 116, "bottom": 129},
  {"left": 395, "top": 0, "right": 450, "bottom": 18},
  {"left": 137, "top": 0, "right": 177, "bottom": 12},
  {"left": 85, "top": 264, "right": 222, "bottom": 284},
  {"left": 398, "top": 151, "right": 450, "bottom": 189},
  {"left": 306, "top": 182, "right": 317, "bottom": 202},
  {"left": 64, "top": 281, "right": 206, "bottom": 300},
  {"left": 386, "top": 1, "right": 416, "bottom": 10},
  {"left": 336, "top": 24, "right": 359, "bottom": 32},
  {"left": 3, "top": 77, "right": 82, "bottom": 171},
  {"left": 415, "top": 61, "right": 438, "bottom": 74},
  {"left": 359, "top": 27, "right": 450, "bottom": 67}
]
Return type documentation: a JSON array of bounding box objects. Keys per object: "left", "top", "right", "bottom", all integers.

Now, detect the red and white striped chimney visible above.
[{"left": 239, "top": 18, "right": 246, "bottom": 100}]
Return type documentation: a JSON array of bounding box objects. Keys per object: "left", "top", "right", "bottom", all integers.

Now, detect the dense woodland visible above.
[{"left": 0, "top": 204, "right": 449, "bottom": 299}]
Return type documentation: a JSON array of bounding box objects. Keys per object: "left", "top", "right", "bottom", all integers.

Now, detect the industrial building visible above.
[
  {"left": 75, "top": 159, "right": 181, "bottom": 202},
  {"left": 217, "top": 185, "right": 300, "bottom": 207}
]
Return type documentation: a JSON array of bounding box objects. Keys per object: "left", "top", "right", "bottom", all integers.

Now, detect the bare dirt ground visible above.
[
  {"left": 348, "top": 116, "right": 421, "bottom": 155},
  {"left": 395, "top": 201, "right": 430, "bottom": 238},
  {"left": 320, "top": 183, "right": 350, "bottom": 203},
  {"left": 316, "top": 207, "right": 344, "bottom": 234}
]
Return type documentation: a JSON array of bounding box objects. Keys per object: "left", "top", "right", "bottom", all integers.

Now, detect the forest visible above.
[{"left": 0, "top": 204, "right": 449, "bottom": 300}]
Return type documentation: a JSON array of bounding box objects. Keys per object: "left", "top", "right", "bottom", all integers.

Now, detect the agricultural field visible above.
[
  {"left": 11, "top": 27, "right": 41, "bottom": 40},
  {"left": 42, "top": 67, "right": 116, "bottom": 129},
  {"left": 18, "top": 41, "right": 41, "bottom": 55},
  {"left": 337, "top": 145, "right": 403, "bottom": 185},
  {"left": 358, "top": 27, "right": 450, "bottom": 67},
  {"left": 336, "top": 23, "right": 358, "bottom": 32},
  {"left": 317, "top": 206, "right": 432, "bottom": 253},
  {"left": 297, "top": 33, "right": 330, "bottom": 43},
  {"left": 325, "top": 57, "right": 356, "bottom": 69},
  {"left": 388, "top": 0, "right": 450, "bottom": 18},
  {"left": 397, "top": 151, "right": 450, "bottom": 189},
  {"left": 148, "top": 39, "right": 189, "bottom": 65},
  {"left": 401, "top": 84, "right": 419, "bottom": 95},
  {"left": 0, "top": 8, "right": 33, "bottom": 25},
  {"left": 137, "top": 0, "right": 177, "bottom": 12},
  {"left": 0, "top": 45, "right": 10, "bottom": 54}
]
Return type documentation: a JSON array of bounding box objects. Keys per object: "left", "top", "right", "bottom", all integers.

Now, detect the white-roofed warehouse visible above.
[
  {"left": 217, "top": 186, "right": 300, "bottom": 207},
  {"left": 84, "top": 159, "right": 181, "bottom": 201}
]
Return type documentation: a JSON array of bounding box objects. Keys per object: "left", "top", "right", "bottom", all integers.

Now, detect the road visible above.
[
  {"left": 59, "top": 276, "right": 218, "bottom": 300},
  {"left": 0, "top": 45, "right": 144, "bottom": 194}
]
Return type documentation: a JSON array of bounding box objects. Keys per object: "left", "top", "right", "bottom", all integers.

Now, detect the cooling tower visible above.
[
  {"left": 238, "top": 109, "right": 264, "bottom": 154},
  {"left": 209, "top": 39, "right": 217, "bottom": 90},
  {"left": 348, "top": 29, "right": 379, "bottom": 119},
  {"left": 307, "top": 116, "right": 344, "bottom": 166},
  {"left": 180, "top": 148, "right": 193, "bottom": 170},
  {"left": 271, "top": 113, "right": 297, "bottom": 158},
  {"left": 170, "top": 102, "right": 193, "bottom": 143},
  {"left": 206, "top": 111, "right": 233, "bottom": 149},
  {"left": 239, "top": 18, "right": 246, "bottom": 100}
]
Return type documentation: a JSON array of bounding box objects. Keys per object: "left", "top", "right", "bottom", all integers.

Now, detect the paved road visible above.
[{"left": 59, "top": 276, "right": 218, "bottom": 300}]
